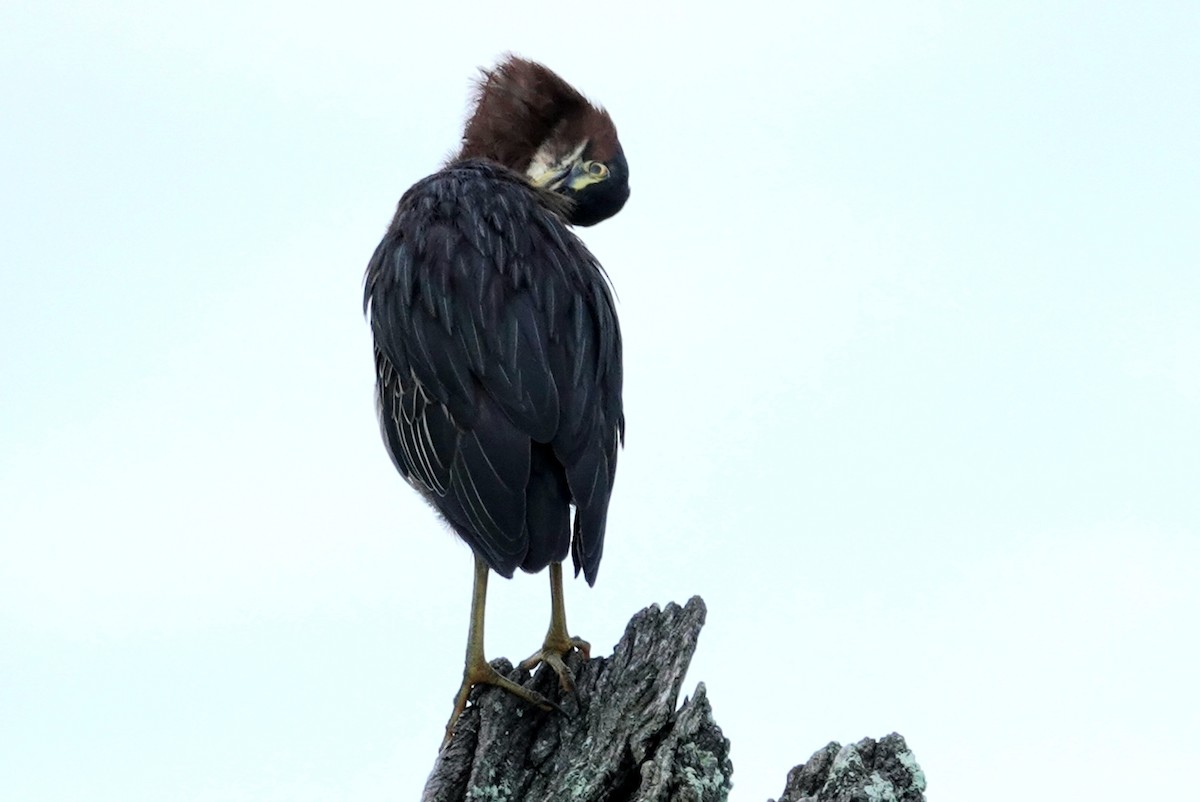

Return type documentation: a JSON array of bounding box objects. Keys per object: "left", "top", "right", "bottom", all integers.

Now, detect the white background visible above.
[{"left": 2, "top": 2, "right": 1197, "bottom": 800}]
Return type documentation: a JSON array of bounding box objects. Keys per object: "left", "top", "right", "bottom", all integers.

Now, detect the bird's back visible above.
[{"left": 364, "top": 160, "right": 623, "bottom": 584}]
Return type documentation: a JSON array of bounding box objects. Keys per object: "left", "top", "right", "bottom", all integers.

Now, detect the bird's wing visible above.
[
  {"left": 365, "top": 164, "right": 622, "bottom": 581},
  {"left": 545, "top": 267, "right": 623, "bottom": 585}
]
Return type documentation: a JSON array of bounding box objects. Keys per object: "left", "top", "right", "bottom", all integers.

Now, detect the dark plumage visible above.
[
  {"left": 362, "top": 56, "right": 630, "bottom": 743},
  {"left": 362, "top": 57, "right": 628, "bottom": 744},
  {"left": 364, "top": 160, "right": 623, "bottom": 583}
]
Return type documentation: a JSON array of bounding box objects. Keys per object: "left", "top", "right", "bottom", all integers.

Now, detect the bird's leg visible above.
[
  {"left": 442, "top": 554, "right": 555, "bottom": 748},
  {"left": 518, "top": 561, "right": 591, "bottom": 692}
]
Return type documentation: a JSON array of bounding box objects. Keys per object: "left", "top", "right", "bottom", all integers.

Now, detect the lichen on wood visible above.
[
  {"left": 422, "top": 596, "right": 730, "bottom": 802},
  {"left": 419, "top": 597, "right": 925, "bottom": 802}
]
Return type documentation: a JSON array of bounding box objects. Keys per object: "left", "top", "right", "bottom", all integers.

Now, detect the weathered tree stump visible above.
[{"left": 421, "top": 597, "right": 926, "bottom": 802}]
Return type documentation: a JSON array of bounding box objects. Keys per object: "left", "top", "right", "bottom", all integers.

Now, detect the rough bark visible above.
[
  {"left": 769, "top": 733, "right": 927, "bottom": 802},
  {"left": 421, "top": 597, "right": 925, "bottom": 802}
]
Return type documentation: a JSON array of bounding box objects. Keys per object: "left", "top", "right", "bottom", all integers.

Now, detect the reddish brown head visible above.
[{"left": 457, "top": 56, "right": 629, "bottom": 226}]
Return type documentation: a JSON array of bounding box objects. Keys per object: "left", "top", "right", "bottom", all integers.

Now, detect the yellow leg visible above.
[
  {"left": 518, "top": 562, "right": 591, "bottom": 691},
  {"left": 442, "top": 555, "right": 554, "bottom": 748}
]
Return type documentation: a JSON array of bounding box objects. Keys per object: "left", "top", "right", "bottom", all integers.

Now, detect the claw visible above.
[
  {"left": 519, "top": 562, "right": 591, "bottom": 692},
  {"left": 442, "top": 657, "right": 558, "bottom": 750},
  {"left": 519, "top": 635, "right": 590, "bottom": 691}
]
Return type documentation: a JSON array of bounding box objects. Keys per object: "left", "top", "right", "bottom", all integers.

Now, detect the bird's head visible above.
[{"left": 458, "top": 56, "right": 630, "bottom": 227}]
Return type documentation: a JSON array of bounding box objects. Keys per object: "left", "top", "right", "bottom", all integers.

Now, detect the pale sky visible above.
[{"left": 2, "top": 2, "right": 1198, "bottom": 800}]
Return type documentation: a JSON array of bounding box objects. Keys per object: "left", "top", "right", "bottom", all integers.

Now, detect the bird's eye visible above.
[{"left": 588, "top": 162, "right": 609, "bottom": 178}]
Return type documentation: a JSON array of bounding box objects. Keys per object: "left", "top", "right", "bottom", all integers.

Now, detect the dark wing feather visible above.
[
  {"left": 556, "top": 278, "right": 623, "bottom": 584},
  {"left": 365, "top": 161, "right": 622, "bottom": 583}
]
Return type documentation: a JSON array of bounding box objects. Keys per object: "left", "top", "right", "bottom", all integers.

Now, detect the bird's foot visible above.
[
  {"left": 442, "top": 656, "right": 558, "bottom": 749},
  {"left": 518, "top": 631, "right": 591, "bottom": 693}
]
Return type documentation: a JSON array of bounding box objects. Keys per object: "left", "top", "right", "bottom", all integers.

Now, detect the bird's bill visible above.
[{"left": 528, "top": 162, "right": 572, "bottom": 190}]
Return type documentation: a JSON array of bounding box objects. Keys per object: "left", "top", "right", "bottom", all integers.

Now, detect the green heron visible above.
[{"left": 363, "top": 56, "right": 629, "bottom": 743}]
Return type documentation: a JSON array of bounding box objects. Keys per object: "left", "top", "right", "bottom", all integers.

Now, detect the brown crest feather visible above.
[{"left": 457, "top": 56, "right": 620, "bottom": 170}]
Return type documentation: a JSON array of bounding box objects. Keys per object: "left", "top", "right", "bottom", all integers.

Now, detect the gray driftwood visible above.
[{"left": 421, "top": 597, "right": 926, "bottom": 802}]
